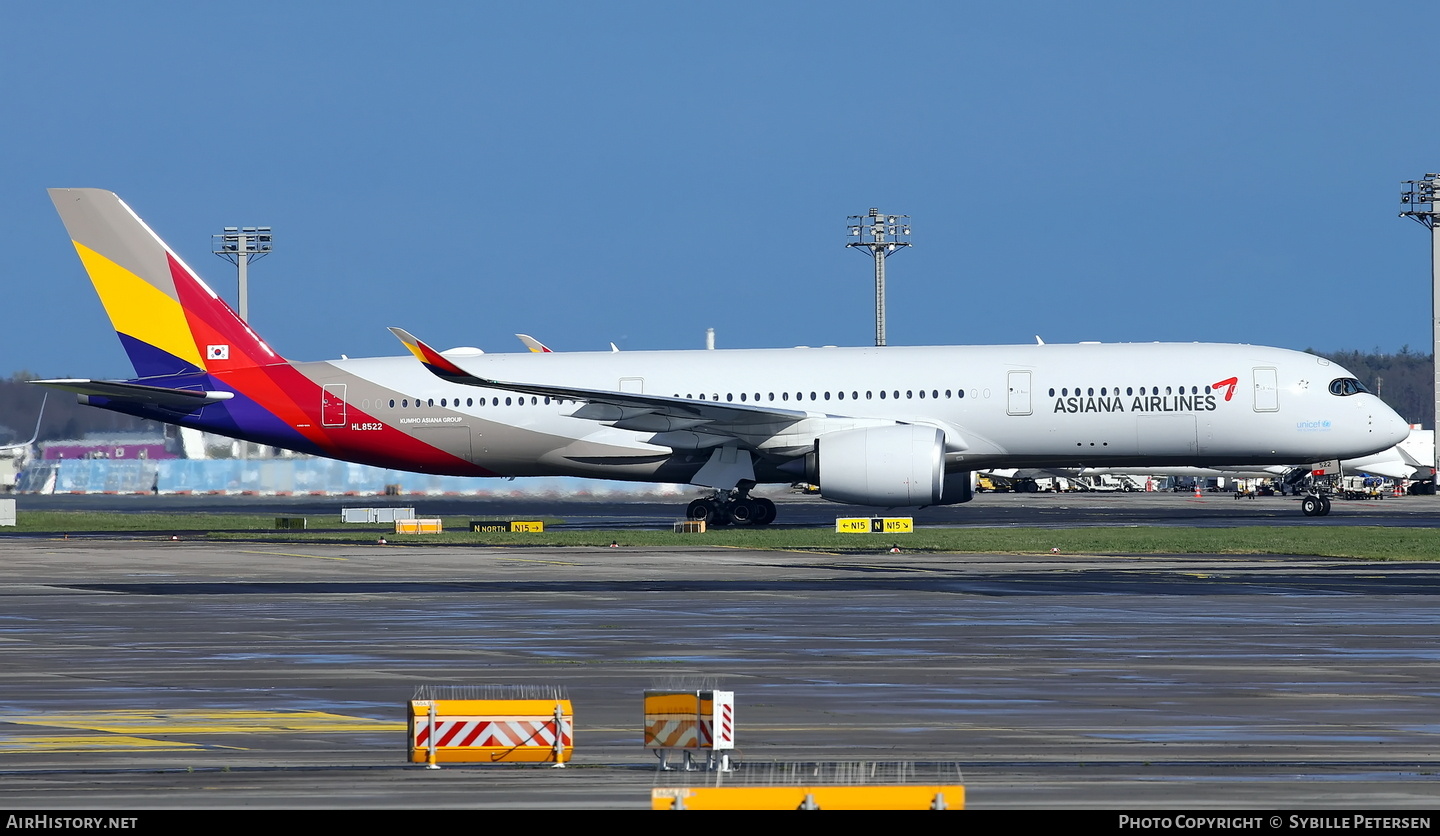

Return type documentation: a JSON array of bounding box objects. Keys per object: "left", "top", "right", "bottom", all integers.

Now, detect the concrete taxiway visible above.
[{"left": 0, "top": 503, "right": 1437, "bottom": 809}]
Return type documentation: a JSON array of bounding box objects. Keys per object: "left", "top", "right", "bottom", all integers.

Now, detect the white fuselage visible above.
[{"left": 301, "top": 341, "right": 1410, "bottom": 484}]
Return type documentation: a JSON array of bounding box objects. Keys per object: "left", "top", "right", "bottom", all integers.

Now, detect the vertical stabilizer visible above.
[{"left": 48, "top": 188, "right": 284, "bottom": 378}]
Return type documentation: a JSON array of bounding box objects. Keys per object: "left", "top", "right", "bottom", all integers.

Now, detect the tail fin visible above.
[{"left": 48, "top": 188, "right": 284, "bottom": 379}]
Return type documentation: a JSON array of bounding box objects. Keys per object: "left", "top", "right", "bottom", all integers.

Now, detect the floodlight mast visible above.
[
  {"left": 212, "top": 226, "right": 273, "bottom": 322},
  {"left": 1399, "top": 174, "right": 1440, "bottom": 487},
  {"left": 847, "top": 208, "right": 911, "bottom": 347}
]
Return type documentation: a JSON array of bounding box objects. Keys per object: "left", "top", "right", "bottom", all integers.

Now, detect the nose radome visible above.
[{"left": 1372, "top": 399, "right": 1410, "bottom": 448}]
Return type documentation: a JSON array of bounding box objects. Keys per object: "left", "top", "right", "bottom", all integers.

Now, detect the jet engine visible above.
[{"left": 807, "top": 425, "right": 970, "bottom": 506}]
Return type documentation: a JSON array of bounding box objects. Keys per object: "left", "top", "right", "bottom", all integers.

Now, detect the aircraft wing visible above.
[
  {"left": 30, "top": 379, "right": 235, "bottom": 411},
  {"left": 384, "top": 325, "right": 959, "bottom": 460},
  {"left": 388, "top": 328, "right": 1003, "bottom": 459},
  {"left": 390, "top": 327, "right": 814, "bottom": 428}
]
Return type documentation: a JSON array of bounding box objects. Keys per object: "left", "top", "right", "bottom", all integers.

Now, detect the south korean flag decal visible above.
[{"left": 207, "top": 344, "right": 230, "bottom": 361}]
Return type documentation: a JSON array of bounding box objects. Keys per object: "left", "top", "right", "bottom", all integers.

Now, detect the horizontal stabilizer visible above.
[{"left": 30, "top": 378, "right": 235, "bottom": 411}]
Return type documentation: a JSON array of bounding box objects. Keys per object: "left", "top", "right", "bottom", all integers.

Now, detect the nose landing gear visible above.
[{"left": 1300, "top": 494, "right": 1332, "bottom": 517}]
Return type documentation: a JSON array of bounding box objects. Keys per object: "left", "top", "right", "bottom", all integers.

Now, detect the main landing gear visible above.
[
  {"left": 1300, "top": 494, "right": 1332, "bottom": 517},
  {"left": 686, "top": 488, "right": 777, "bottom": 526}
]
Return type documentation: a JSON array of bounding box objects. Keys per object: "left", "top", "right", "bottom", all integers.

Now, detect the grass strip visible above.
[{"left": 6, "top": 511, "right": 1436, "bottom": 560}]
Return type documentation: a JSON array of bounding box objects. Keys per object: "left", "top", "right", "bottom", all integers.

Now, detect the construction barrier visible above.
[
  {"left": 469, "top": 520, "right": 545, "bottom": 533},
  {"left": 835, "top": 517, "right": 914, "bottom": 534},
  {"left": 409, "top": 690, "right": 572, "bottom": 764},
  {"left": 645, "top": 689, "right": 734, "bottom": 769},
  {"left": 653, "top": 761, "right": 963, "bottom": 810},
  {"left": 273, "top": 517, "right": 306, "bottom": 530},
  {"left": 673, "top": 520, "right": 706, "bottom": 533},
  {"left": 395, "top": 518, "right": 443, "bottom": 534},
  {"left": 342, "top": 507, "right": 416, "bottom": 524}
]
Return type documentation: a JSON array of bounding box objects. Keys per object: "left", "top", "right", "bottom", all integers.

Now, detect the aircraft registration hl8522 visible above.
[{"left": 36, "top": 189, "right": 1410, "bottom": 522}]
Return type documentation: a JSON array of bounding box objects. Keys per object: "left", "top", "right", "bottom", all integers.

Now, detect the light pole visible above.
[
  {"left": 212, "top": 226, "right": 273, "bottom": 322},
  {"left": 847, "top": 208, "right": 911, "bottom": 347},
  {"left": 1399, "top": 174, "right": 1440, "bottom": 489}
]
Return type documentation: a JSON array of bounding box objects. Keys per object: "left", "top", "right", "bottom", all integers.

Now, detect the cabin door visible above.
[
  {"left": 321, "top": 384, "right": 347, "bottom": 427},
  {"left": 1006, "top": 371, "right": 1032, "bottom": 416},
  {"left": 1252, "top": 368, "right": 1279, "bottom": 412}
]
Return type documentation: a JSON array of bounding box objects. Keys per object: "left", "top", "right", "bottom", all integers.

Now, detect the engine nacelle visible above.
[
  {"left": 810, "top": 425, "right": 955, "bottom": 507},
  {"left": 939, "top": 470, "right": 974, "bottom": 505}
]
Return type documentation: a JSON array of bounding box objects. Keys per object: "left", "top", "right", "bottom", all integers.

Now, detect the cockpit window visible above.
[{"left": 1328, "top": 378, "right": 1369, "bottom": 396}]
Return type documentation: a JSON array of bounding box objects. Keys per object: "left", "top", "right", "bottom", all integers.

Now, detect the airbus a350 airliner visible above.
[{"left": 35, "top": 189, "right": 1410, "bottom": 523}]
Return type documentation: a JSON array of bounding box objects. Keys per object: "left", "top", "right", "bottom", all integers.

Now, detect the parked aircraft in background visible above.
[
  {"left": 0, "top": 394, "right": 46, "bottom": 453},
  {"left": 34, "top": 189, "right": 1411, "bottom": 523},
  {"left": 1344, "top": 427, "right": 1434, "bottom": 481},
  {"left": 990, "top": 426, "right": 1433, "bottom": 493}
]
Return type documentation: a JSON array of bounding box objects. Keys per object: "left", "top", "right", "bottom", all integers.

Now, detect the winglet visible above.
[
  {"left": 0, "top": 393, "right": 46, "bottom": 450},
  {"left": 388, "top": 327, "right": 482, "bottom": 383},
  {"left": 516, "top": 334, "right": 552, "bottom": 353},
  {"left": 25, "top": 393, "right": 46, "bottom": 446}
]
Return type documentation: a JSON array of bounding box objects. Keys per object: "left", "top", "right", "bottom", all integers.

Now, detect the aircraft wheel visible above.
[
  {"left": 1320, "top": 497, "right": 1332, "bottom": 516},
  {"left": 687, "top": 499, "right": 713, "bottom": 521},
  {"left": 750, "top": 498, "right": 777, "bottom": 525},
  {"left": 729, "top": 500, "right": 756, "bottom": 525},
  {"left": 1301, "top": 496, "right": 1322, "bottom": 516}
]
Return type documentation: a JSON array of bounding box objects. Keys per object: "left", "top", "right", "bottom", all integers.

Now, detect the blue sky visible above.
[{"left": 3, "top": 2, "right": 1437, "bottom": 379}]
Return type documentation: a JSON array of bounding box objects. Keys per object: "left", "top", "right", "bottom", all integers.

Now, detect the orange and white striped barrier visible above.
[
  {"left": 645, "top": 690, "right": 734, "bottom": 770},
  {"left": 408, "top": 698, "right": 572, "bottom": 764}
]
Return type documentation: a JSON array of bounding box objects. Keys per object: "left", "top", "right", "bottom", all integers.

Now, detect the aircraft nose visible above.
[{"left": 1371, "top": 398, "right": 1410, "bottom": 448}]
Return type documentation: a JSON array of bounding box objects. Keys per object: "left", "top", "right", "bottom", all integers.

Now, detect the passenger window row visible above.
[
  {"left": 1047, "top": 385, "right": 1212, "bottom": 397},
  {"left": 368, "top": 384, "right": 1003, "bottom": 411},
  {"left": 381, "top": 396, "right": 569, "bottom": 409},
  {"left": 671, "top": 389, "right": 971, "bottom": 402}
]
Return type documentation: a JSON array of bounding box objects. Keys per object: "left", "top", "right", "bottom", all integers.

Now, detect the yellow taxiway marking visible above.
[
  {"left": 709, "top": 545, "right": 844, "bottom": 556},
  {"left": 0, "top": 735, "right": 206, "bottom": 753},
  {"left": 5, "top": 709, "right": 401, "bottom": 734},
  {"left": 238, "top": 549, "right": 347, "bottom": 561},
  {"left": 495, "top": 557, "right": 580, "bottom": 566}
]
